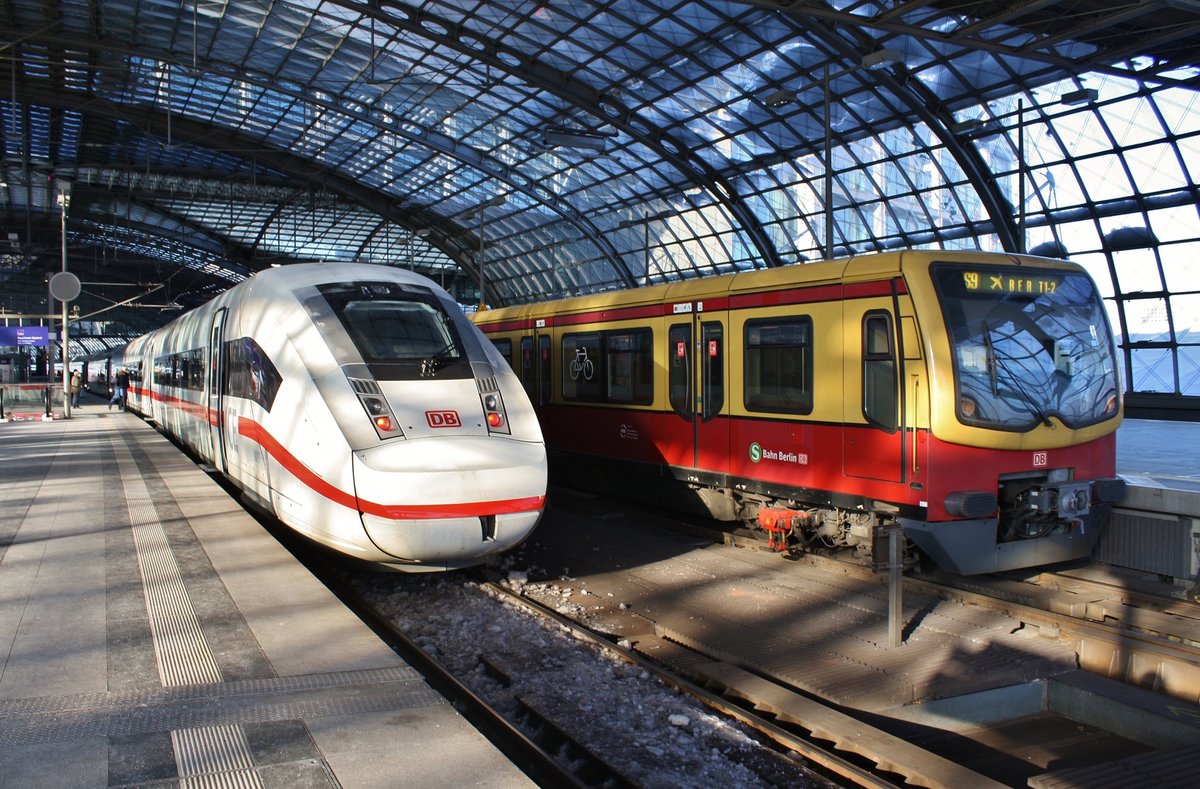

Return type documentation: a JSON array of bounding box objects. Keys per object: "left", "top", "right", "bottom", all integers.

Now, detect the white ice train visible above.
[{"left": 113, "top": 263, "right": 547, "bottom": 571}]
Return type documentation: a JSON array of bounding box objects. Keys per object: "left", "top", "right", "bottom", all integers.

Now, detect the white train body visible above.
[{"left": 115, "top": 263, "right": 547, "bottom": 571}]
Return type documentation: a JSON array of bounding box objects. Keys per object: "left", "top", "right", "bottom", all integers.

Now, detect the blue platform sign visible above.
[{"left": 0, "top": 326, "right": 50, "bottom": 347}]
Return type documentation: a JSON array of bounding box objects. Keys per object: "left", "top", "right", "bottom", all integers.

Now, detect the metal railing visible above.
[{"left": 0, "top": 383, "right": 65, "bottom": 419}]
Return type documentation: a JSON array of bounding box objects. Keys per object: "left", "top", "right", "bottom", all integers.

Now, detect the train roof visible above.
[{"left": 477, "top": 250, "right": 1081, "bottom": 321}]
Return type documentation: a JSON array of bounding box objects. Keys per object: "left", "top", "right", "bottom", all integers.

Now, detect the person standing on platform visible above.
[
  {"left": 109, "top": 367, "right": 129, "bottom": 410},
  {"left": 69, "top": 370, "right": 82, "bottom": 408}
]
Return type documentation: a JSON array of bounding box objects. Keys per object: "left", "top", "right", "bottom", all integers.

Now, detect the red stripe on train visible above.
[
  {"left": 478, "top": 277, "right": 907, "bottom": 330},
  {"left": 237, "top": 417, "right": 543, "bottom": 520}
]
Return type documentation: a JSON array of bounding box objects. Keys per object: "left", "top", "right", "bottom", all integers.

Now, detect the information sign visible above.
[{"left": 0, "top": 326, "right": 50, "bottom": 347}]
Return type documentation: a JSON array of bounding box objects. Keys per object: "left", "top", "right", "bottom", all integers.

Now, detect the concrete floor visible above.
[{"left": 1117, "top": 417, "right": 1200, "bottom": 489}]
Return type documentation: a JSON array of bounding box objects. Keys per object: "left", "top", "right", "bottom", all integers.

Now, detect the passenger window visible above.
[
  {"left": 491, "top": 338, "right": 513, "bottom": 367},
  {"left": 561, "top": 329, "right": 653, "bottom": 404},
  {"left": 605, "top": 329, "right": 654, "bottom": 405},
  {"left": 744, "top": 317, "right": 813, "bottom": 414},
  {"left": 562, "top": 332, "right": 602, "bottom": 402},
  {"left": 863, "top": 312, "right": 897, "bottom": 432},
  {"left": 223, "top": 337, "right": 283, "bottom": 412},
  {"left": 153, "top": 348, "right": 205, "bottom": 392},
  {"left": 186, "top": 349, "right": 205, "bottom": 391}
]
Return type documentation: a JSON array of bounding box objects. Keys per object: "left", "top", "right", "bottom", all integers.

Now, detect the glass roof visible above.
[{"left": 0, "top": 0, "right": 1198, "bottom": 407}]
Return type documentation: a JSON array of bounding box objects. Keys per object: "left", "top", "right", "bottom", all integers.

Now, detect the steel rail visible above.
[
  {"left": 897, "top": 572, "right": 1200, "bottom": 704},
  {"left": 318, "top": 573, "right": 593, "bottom": 789},
  {"left": 483, "top": 580, "right": 975, "bottom": 789},
  {"left": 653, "top": 503, "right": 1200, "bottom": 705}
]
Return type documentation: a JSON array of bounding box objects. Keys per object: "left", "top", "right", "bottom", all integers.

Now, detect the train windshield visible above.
[
  {"left": 315, "top": 281, "right": 470, "bottom": 380},
  {"left": 932, "top": 263, "right": 1120, "bottom": 431}
]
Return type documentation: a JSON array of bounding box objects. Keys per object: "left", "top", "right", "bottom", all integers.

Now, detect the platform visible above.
[
  {"left": 1117, "top": 417, "right": 1200, "bottom": 490},
  {"left": 0, "top": 402, "right": 532, "bottom": 788}
]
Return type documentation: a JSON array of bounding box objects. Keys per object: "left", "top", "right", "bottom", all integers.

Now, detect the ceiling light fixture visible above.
[
  {"left": 541, "top": 126, "right": 614, "bottom": 153},
  {"left": 764, "top": 89, "right": 794, "bottom": 109},
  {"left": 1060, "top": 88, "right": 1098, "bottom": 106},
  {"left": 861, "top": 48, "right": 903, "bottom": 70}
]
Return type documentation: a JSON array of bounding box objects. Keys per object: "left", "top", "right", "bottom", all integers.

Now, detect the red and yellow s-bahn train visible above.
[{"left": 474, "top": 250, "right": 1127, "bottom": 575}]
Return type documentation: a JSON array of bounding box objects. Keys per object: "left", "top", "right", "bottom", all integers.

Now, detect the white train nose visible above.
[{"left": 352, "top": 436, "right": 546, "bottom": 564}]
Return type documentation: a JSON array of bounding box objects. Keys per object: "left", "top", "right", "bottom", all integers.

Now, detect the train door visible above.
[
  {"left": 207, "top": 308, "right": 228, "bottom": 474},
  {"left": 519, "top": 335, "right": 535, "bottom": 401},
  {"left": 899, "top": 303, "right": 927, "bottom": 485},
  {"left": 667, "top": 308, "right": 727, "bottom": 470},
  {"left": 516, "top": 330, "right": 552, "bottom": 408},
  {"left": 536, "top": 323, "right": 551, "bottom": 407},
  {"left": 842, "top": 306, "right": 904, "bottom": 483},
  {"left": 530, "top": 318, "right": 552, "bottom": 405}
]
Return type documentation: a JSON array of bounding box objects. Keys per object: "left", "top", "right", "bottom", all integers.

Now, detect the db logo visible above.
[
  {"left": 426, "top": 410, "right": 461, "bottom": 428},
  {"left": 1032, "top": 451, "right": 1048, "bottom": 467}
]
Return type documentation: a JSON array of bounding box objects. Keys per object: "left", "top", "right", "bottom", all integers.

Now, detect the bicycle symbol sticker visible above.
[{"left": 570, "top": 346, "right": 594, "bottom": 381}]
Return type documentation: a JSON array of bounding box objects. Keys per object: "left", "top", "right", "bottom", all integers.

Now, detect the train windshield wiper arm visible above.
[
  {"left": 420, "top": 340, "right": 458, "bottom": 377},
  {"left": 984, "top": 325, "right": 1053, "bottom": 427},
  {"left": 982, "top": 322, "right": 999, "bottom": 397}
]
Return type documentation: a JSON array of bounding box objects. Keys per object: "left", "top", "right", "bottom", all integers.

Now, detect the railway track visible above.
[
  {"left": 322, "top": 561, "right": 1010, "bottom": 789},
  {"left": 319, "top": 567, "right": 838, "bottom": 788},
  {"left": 518, "top": 490, "right": 1200, "bottom": 781},
  {"left": 723, "top": 529, "right": 1200, "bottom": 706},
  {"left": 976, "top": 566, "right": 1200, "bottom": 645},
  {"left": 908, "top": 566, "right": 1200, "bottom": 704},
  {"left": 319, "top": 570, "right": 599, "bottom": 788},
  {"left": 488, "top": 580, "right": 1014, "bottom": 789},
  {"left": 662, "top": 500, "right": 1200, "bottom": 706},
  {"left": 272, "top": 486, "right": 1200, "bottom": 787}
]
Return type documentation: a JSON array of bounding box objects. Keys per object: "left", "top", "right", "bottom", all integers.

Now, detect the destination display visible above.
[{"left": 961, "top": 270, "right": 1059, "bottom": 294}]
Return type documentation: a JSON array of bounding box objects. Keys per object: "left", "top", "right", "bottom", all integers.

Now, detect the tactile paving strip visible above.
[
  {"left": 173, "top": 724, "right": 260, "bottom": 787},
  {"left": 115, "top": 433, "right": 222, "bottom": 687},
  {"left": 0, "top": 666, "right": 442, "bottom": 745}
]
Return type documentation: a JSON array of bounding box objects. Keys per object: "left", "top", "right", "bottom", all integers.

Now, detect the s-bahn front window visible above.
[
  {"left": 932, "top": 263, "right": 1120, "bottom": 431},
  {"left": 312, "top": 281, "right": 469, "bottom": 380}
]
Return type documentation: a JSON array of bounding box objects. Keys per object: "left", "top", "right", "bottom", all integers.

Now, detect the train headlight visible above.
[
  {"left": 1103, "top": 389, "right": 1118, "bottom": 416},
  {"left": 477, "top": 380, "right": 511, "bottom": 435},
  {"left": 356, "top": 393, "right": 402, "bottom": 437}
]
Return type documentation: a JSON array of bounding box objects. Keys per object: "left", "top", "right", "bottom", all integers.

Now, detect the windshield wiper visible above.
[
  {"left": 420, "top": 340, "right": 458, "bottom": 377},
  {"left": 983, "top": 323, "right": 1053, "bottom": 427},
  {"left": 982, "top": 322, "right": 999, "bottom": 397}
]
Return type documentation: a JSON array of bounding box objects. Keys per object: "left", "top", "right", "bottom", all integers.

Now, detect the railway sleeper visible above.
[
  {"left": 512, "top": 697, "right": 637, "bottom": 788},
  {"left": 695, "top": 662, "right": 1008, "bottom": 789}
]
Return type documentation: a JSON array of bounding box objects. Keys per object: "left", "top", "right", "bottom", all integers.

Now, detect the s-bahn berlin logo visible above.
[{"left": 750, "top": 442, "right": 808, "bottom": 465}]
